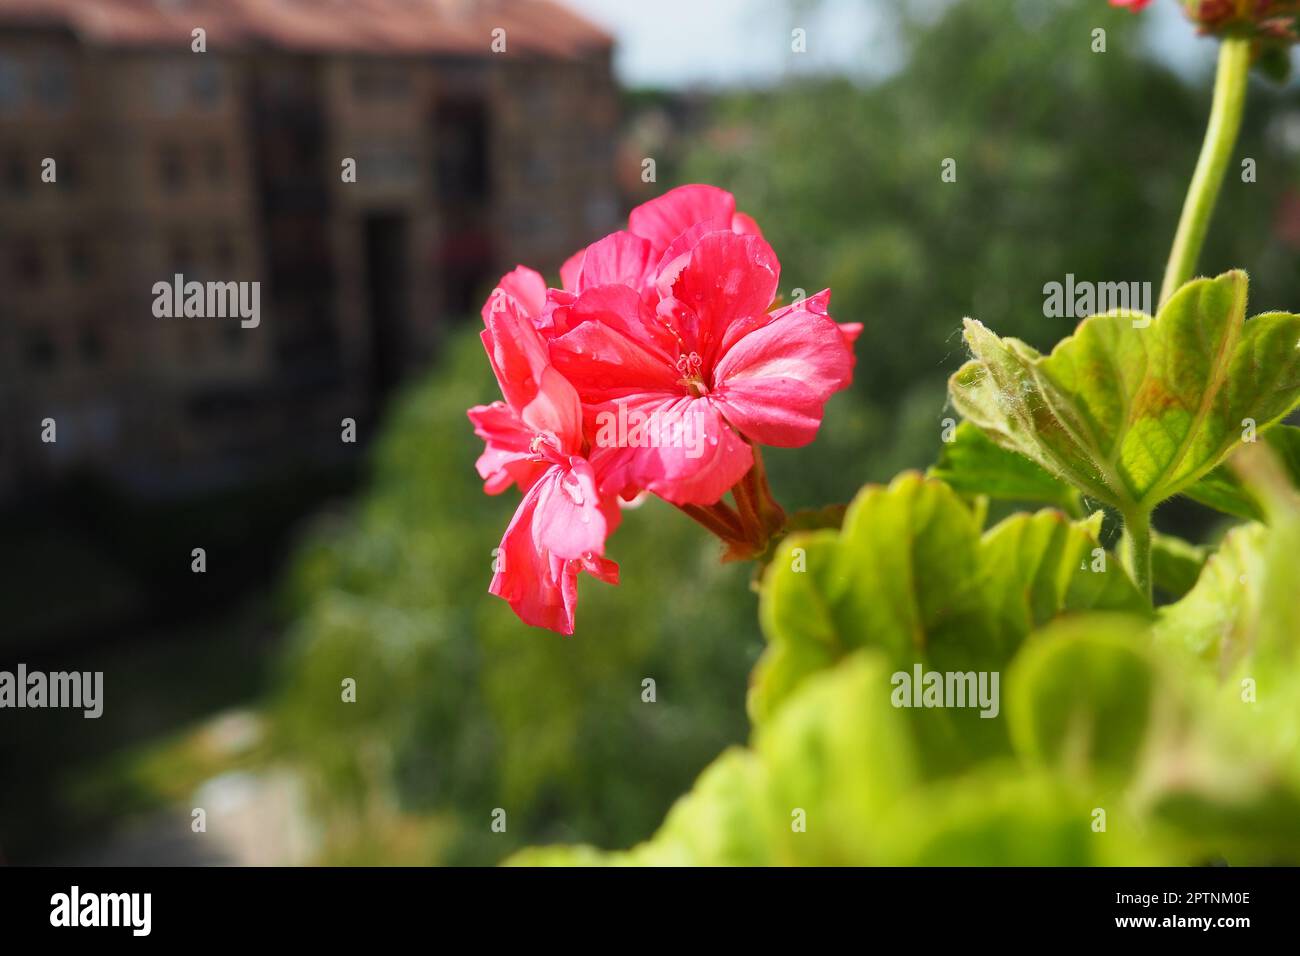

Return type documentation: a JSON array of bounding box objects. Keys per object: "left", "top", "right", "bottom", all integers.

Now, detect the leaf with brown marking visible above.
[{"left": 948, "top": 271, "right": 1300, "bottom": 516}]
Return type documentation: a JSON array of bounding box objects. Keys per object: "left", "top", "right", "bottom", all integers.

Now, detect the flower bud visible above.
[{"left": 1182, "top": 1, "right": 1300, "bottom": 44}]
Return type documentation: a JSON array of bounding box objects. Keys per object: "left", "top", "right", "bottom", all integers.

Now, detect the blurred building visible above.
[{"left": 0, "top": 0, "right": 619, "bottom": 499}]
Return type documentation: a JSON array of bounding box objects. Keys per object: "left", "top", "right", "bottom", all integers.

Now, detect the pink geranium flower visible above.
[
  {"left": 468, "top": 284, "right": 619, "bottom": 633},
  {"left": 551, "top": 228, "right": 855, "bottom": 505},
  {"left": 1109, "top": 0, "right": 1152, "bottom": 10},
  {"left": 471, "top": 185, "right": 858, "bottom": 632}
]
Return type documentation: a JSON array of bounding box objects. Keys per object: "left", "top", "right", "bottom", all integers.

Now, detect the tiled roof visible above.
[{"left": 0, "top": 0, "right": 613, "bottom": 57}]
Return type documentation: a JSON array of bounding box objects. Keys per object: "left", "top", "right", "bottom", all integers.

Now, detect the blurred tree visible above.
[
  {"left": 683, "top": 0, "right": 1300, "bottom": 512},
  {"left": 268, "top": 332, "right": 759, "bottom": 864}
]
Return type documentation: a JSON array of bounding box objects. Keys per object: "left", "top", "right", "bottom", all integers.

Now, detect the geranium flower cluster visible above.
[
  {"left": 468, "top": 185, "right": 860, "bottom": 634},
  {"left": 1112, "top": 0, "right": 1300, "bottom": 45}
]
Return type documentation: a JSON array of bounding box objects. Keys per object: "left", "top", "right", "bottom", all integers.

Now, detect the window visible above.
[
  {"left": 67, "top": 237, "right": 94, "bottom": 280},
  {"left": 359, "top": 145, "right": 417, "bottom": 186},
  {"left": 169, "top": 233, "right": 195, "bottom": 273},
  {"left": 25, "top": 332, "right": 56, "bottom": 371},
  {"left": 0, "top": 55, "right": 22, "bottom": 114},
  {"left": 352, "top": 65, "right": 409, "bottom": 100},
  {"left": 3, "top": 151, "right": 25, "bottom": 196},
  {"left": 152, "top": 63, "right": 186, "bottom": 113},
  {"left": 159, "top": 145, "right": 185, "bottom": 191},
  {"left": 36, "top": 56, "right": 72, "bottom": 111},
  {"left": 206, "top": 144, "right": 228, "bottom": 185},
  {"left": 214, "top": 231, "right": 236, "bottom": 270},
  {"left": 222, "top": 324, "right": 244, "bottom": 355},
  {"left": 58, "top": 150, "right": 80, "bottom": 191},
  {"left": 79, "top": 328, "right": 105, "bottom": 365},
  {"left": 192, "top": 61, "right": 222, "bottom": 109},
  {"left": 15, "top": 244, "right": 44, "bottom": 286}
]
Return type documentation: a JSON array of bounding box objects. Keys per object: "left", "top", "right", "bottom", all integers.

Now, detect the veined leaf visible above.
[
  {"left": 1008, "top": 615, "right": 1160, "bottom": 785},
  {"left": 930, "top": 421, "right": 1082, "bottom": 510},
  {"left": 931, "top": 416, "right": 1298, "bottom": 530},
  {"left": 1156, "top": 443, "right": 1300, "bottom": 680},
  {"left": 751, "top": 472, "right": 1147, "bottom": 726},
  {"left": 950, "top": 271, "right": 1300, "bottom": 516},
  {"left": 1183, "top": 424, "right": 1300, "bottom": 521}
]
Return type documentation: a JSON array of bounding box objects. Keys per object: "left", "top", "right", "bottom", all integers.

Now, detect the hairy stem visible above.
[
  {"left": 1159, "top": 35, "right": 1251, "bottom": 307},
  {"left": 676, "top": 501, "right": 744, "bottom": 541},
  {"left": 746, "top": 445, "right": 786, "bottom": 538},
  {"left": 1121, "top": 508, "right": 1153, "bottom": 602},
  {"left": 731, "top": 473, "right": 763, "bottom": 544}
]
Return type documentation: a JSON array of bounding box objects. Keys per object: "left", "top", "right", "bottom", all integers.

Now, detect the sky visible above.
[
  {"left": 560, "top": 0, "right": 1223, "bottom": 90},
  {"left": 560, "top": 0, "right": 899, "bottom": 89}
]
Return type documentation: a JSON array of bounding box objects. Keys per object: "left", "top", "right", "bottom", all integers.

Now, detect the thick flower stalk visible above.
[{"left": 468, "top": 186, "right": 859, "bottom": 633}]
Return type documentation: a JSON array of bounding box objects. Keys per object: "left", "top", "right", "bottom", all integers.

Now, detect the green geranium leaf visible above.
[
  {"left": 893, "top": 767, "right": 1174, "bottom": 866},
  {"left": 751, "top": 473, "right": 1147, "bottom": 728},
  {"left": 1183, "top": 425, "right": 1300, "bottom": 522},
  {"left": 1156, "top": 443, "right": 1300, "bottom": 681},
  {"left": 929, "top": 421, "right": 1080, "bottom": 510},
  {"left": 950, "top": 271, "right": 1300, "bottom": 518},
  {"left": 1008, "top": 615, "right": 1160, "bottom": 785},
  {"left": 755, "top": 652, "right": 919, "bottom": 865},
  {"left": 1146, "top": 446, "right": 1300, "bottom": 856},
  {"left": 979, "top": 509, "right": 1146, "bottom": 643},
  {"left": 1151, "top": 530, "right": 1211, "bottom": 601},
  {"left": 504, "top": 844, "right": 614, "bottom": 867},
  {"left": 1152, "top": 523, "right": 1268, "bottom": 677}
]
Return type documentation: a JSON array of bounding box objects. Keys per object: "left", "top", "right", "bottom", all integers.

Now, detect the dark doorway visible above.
[
  {"left": 363, "top": 213, "right": 409, "bottom": 398},
  {"left": 433, "top": 96, "right": 490, "bottom": 203},
  {"left": 433, "top": 96, "right": 494, "bottom": 315}
]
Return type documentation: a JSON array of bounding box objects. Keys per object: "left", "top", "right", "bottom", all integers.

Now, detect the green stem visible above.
[
  {"left": 1121, "top": 509, "right": 1153, "bottom": 602},
  {"left": 1159, "top": 35, "right": 1251, "bottom": 307}
]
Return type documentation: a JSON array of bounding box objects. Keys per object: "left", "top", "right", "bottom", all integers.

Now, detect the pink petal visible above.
[
  {"left": 716, "top": 288, "right": 831, "bottom": 358},
  {"left": 591, "top": 395, "right": 753, "bottom": 505},
  {"left": 467, "top": 401, "right": 547, "bottom": 494},
  {"left": 751, "top": 288, "right": 861, "bottom": 380},
  {"left": 530, "top": 457, "right": 608, "bottom": 559},
  {"left": 667, "top": 230, "right": 780, "bottom": 367},
  {"left": 731, "top": 211, "right": 763, "bottom": 237},
  {"left": 492, "top": 266, "right": 547, "bottom": 320},
  {"left": 549, "top": 292, "right": 681, "bottom": 406},
  {"left": 490, "top": 486, "right": 576, "bottom": 633},
  {"left": 629, "top": 184, "right": 737, "bottom": 257},
  {"left": 711, "top": 308, "right": 854, "bottom": 448},
  {"left": 652, "top": 221, "right": 731, "bottom": 298},
  {"left": 575, "top": 231, "right": 655, "bottom": 293},
  {"left": 489, "top": 462, "right": 619, "bottom": 635},
  {"left": 481, "top": 296, "right": 583, "bottom": 451},
  {"left": 538, "top": 288, "right": 576, "bottom": 337},
  {"left": 579, "top": 552, "right": 619, "bottom": 585},
  {"left": 559, "top": 249, "right": 586, "bottom": 294}
]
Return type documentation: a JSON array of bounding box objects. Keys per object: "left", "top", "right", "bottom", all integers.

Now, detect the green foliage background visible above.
[{"left": 256, "top": 0, "right": 1300, "bottom": 864}]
